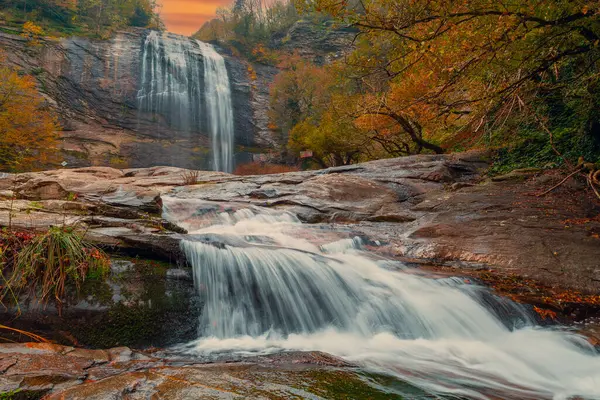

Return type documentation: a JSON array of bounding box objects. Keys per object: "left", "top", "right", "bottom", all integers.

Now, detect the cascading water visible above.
[
  {"left": 137, "top": 31, "right": 234, "bottom": 172},
  {"left": 137, "top": 31, "right": 203, "bottom": 134},
  {"left": 197, "top": 41, "right": 234, "bottom": 173},
  {"left": 163, "top": 197, "right": 600, "bottom": 399}
]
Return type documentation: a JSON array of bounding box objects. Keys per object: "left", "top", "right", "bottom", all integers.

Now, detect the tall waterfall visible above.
[
  {"left": 197, "top": 41, "right": 234, "bottom": 173},
  {"left": 137, "top": 31, "right": 234, "bottom": 172},
  {"left": 162, "top": 197, "right": 600, "bottom": 399}
]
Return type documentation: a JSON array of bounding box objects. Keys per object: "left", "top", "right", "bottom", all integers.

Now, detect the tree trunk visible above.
[{"left": 373, "top": 111, "right": 444, "bottom": 154}]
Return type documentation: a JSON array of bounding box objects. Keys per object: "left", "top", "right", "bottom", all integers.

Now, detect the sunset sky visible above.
[{"left": 159, "top": 0, "right": 230, "bottom": 36}]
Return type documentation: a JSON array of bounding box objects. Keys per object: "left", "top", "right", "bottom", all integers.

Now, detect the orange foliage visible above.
[
  {"left": 21, "top": 21, "right": 44, "bottom": 46},
  {"left": 533, "top": 306, "right": 558, "bottom": 321},
  {"left": 234, "top": 162, "right": 299, "bottom": 176},
  {"left": 0, "top": 59, "right": 59, "bottom": 171}
]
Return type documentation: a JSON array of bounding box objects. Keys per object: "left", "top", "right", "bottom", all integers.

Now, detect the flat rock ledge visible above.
[{"left": 0, "top": 343, "right": 384, "bottom": 400}]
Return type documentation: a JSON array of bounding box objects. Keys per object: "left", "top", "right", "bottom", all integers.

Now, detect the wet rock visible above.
[
  {"left": 166, "top": 269, "right": 193, "bottom": 281},
  {"left": 16, "top": 180, "right": 69, "bottom": 200},
  {"left": 110, "top": 260, "right": 135, "bottom": 274},
  {"left": 171, "top": 152, "right": 486, "bottom": 224},
  {"left": 0, "top": 344, "right": 403, "bottom": 400}
]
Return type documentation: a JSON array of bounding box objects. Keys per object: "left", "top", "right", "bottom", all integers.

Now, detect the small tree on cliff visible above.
[{"left": 0, "top": 62, "right": 58, "bottom": 171}]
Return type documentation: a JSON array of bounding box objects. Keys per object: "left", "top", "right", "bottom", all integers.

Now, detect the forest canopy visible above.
[
  {"left": 261, "top": 0, "right": 600, "bottom": 169},
  {"left": 0, "top": 0, "right": 162, "bottom": 37}
]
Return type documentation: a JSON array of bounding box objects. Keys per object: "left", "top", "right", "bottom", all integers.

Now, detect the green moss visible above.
[
  {"left": 0, "top": 390, "right": 20, "bottom": 400},
  {"left": 107, "top": 154, "right": 129, "bottom": 169},
  {"left": 299, "top": 370, "right": 405, "bottom": 399},
  {"left": 488, "top": 128, "right": 600, "bottom": 176},
  {"left": 61, "top": 149, "right": 89, "bottom": 160},
  {"left": 258, "top": 369, "right": 430, "bottom": 399},
  {"left": 0, "top": 389, "right": 43, "bottom": 400},
  {"left": 69, "top": 257, "right": 199, "bottom": 348}
]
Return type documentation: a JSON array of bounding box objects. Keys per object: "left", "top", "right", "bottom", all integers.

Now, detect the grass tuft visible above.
[
  {"left": 180, "top": 170, "right": 200, "bottom": 185},
  {"left": 2, "top": 226, "right": 110, "bottom": 315}
]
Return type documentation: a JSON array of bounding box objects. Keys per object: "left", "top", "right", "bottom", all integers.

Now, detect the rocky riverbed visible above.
[
  {"left": 0, "top": 152, "right": 599, "bottom": 397},
  {"left": 0, "top": 343, "right": 420, "bottom": 399}
]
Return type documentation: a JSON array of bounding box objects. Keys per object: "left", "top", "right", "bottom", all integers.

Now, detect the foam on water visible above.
[{"left": 165, "top": 198, "right": 600, "bottom": 399}]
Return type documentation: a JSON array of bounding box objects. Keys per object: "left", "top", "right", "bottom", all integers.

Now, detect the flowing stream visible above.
[
  {"left": 137, "top": 31, "right": 234, "bottom": 172},
  {"left": 163, "top": 198, "right": 600, "bottom": 399}
]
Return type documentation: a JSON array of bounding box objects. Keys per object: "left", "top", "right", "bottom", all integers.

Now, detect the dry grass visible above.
[
  {"left": 2, "top": 226, "right": 110, "bottom": 315},
  {"left": 180, "top": 170, "right": 200, "bottom": 185},
  {"left": 233, "top": 162, "right": 299, "bottom": 176},
  {"left": 0, "top": 324, "right": 49, "bottom": 343}
]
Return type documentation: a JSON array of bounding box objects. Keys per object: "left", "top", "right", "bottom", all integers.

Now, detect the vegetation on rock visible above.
[
  {"left": 194, "top": 0, "right": 299, "bottom": 63},
  {"left": 0, "top": 0, "right": 162, "bottom": 38},
  {"left": 0, "top": 225, "right": 110, "bottom": 315},
  {"left": 0, "top": 58, "right": 58, "bottom": 171}
]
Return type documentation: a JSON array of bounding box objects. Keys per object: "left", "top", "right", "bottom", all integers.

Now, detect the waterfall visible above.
[
  {"left": 163, "top": 200, "right": 600, "bottom": 398},
  {"left": 137, "top": 31, "right": 234, "bottom": 172},
  {"left": 197, "top": 41, "right": 234, "bottom": 173}
]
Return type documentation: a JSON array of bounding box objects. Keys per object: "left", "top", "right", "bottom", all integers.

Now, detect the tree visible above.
[
  {"left": 270, "top": 55, "right": 380, "bottom": 166},
  {"left": 0, "top": 63, "right": 58, "bottom": 171},
  {"left": 288, "top": 105, "right": 367, "bottom": 167},
  {"left": 295, "top": 0, "right": 600, "bottom": 154},
  {"left": 21, "top": 21, "right": 44, "bottom": 46},
  {"left": 194, "top": 0, "right": 298, "bottom": 62},
  {"left": 270, "top": 54, "right": 330, "bottom": 141}
]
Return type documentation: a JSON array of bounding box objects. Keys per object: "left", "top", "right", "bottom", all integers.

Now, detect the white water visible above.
[
  {"left": 164, "top": 198, "right": 600, "bottom": 399},
  {"left": 137, "top": 31, "right": 234, "bottom": 172},
  {"left": 197, "top": 41, "right": 235, "bottom": 173}
]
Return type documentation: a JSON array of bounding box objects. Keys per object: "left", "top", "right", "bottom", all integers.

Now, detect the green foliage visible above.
[
  {"left": 0, "top": 0, "right": 162, "bottom": 38},
  {"left": 0, "top": 390, "right": 21, "bottom": 400},
  {"left": 489, "top": 128, "right": 600, "bottom": 176}
]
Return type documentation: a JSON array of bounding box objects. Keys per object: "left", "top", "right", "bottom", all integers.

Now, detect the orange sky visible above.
[{"left": 159, "top": 0, "right": 230, "bottom": 36}]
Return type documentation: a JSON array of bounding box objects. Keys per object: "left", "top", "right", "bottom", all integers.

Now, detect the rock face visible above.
[
  {"left": 271, "top": 19, "right": 357, "bottom": 65},
  {"left": 163, "top": 152, "right": 600, "bottom": 294},
  {"left": 0, "top": 343, "right": 407, "bottom": 399},
  {"left": 0, "top": 28, "right": 256, "bottom": 169},
  {"left": 0, "top": 19, "right": 358, "bottom": 168}
]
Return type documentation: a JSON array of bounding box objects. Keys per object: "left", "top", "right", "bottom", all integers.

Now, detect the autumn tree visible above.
[
  {"left": 270, "top": 54, "right": 330, "bottom": 140},
  {"left": 295, "top": 0, "right": 600, "bottom": 157},
  {"left": 21, "top": 21, "right": 44, "bottom": 46},
  {"left": 3, "top": 0, "right": 162, "bottom": 37},
  {"left": 270, "top": 55, "right": 380, "bottom": 166},
  {"left": 195, "top": 0, "right": 298, "bottom": 62},
  {"left": 0, "top": 63, "right": 58, "bottom": 171}
]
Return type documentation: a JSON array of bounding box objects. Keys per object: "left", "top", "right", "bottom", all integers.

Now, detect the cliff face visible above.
[
  {"left": 0, "top": 21, "right": 355, "bottom": 170},
  {"left": 271, "top": 19, "right": 357, "bottom": 65},
  {"left": 0, "top": 28, "right": 256, "bottom": 169}
]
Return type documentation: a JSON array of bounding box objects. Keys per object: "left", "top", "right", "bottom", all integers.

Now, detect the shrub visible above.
[
  {"left": 180, "top": 170, "right": 200, "bottom": 185},
  {"left": 1, "top": 226, "right": 110, "bottom": 315},
  {"left": 233, "top": 162, "right": 299, "bottom": 176}
]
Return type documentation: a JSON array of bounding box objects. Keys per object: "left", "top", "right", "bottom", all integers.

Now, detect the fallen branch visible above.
[
  {"left": 537, "top": 167, "right": 582, "bottom": 197},
  {"left": 587, "top": 170, "right": 600, "bottom": 200},
  {"left": 0, "top": 324, "right": 49, "bottom": 343}
]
